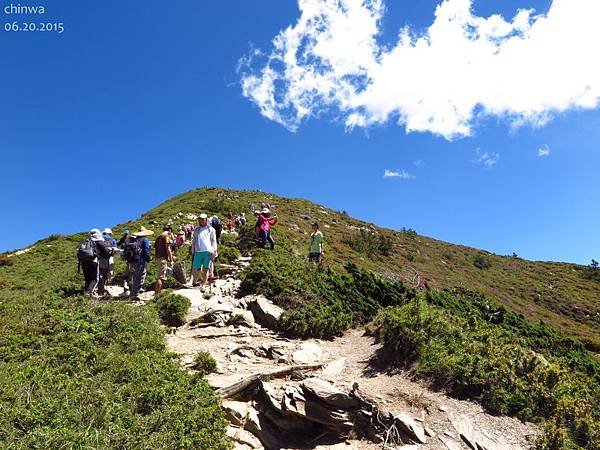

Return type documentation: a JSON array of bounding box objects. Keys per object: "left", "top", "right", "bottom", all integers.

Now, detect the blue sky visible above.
[{"left": 1, "top": 0, "right": 599, "bottom": 264}]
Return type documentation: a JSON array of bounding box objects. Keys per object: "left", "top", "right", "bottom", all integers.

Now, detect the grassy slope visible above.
[
  {"left": 128, "top": 187, "right": 599, "bottom": 350},
  {"left": 0, "top": 232, "right": 229, "bottom": 447}
]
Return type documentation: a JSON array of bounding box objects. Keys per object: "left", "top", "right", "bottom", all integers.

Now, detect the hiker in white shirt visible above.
[{"left": 190, "top": 213, "right": 217, "bottom": 289}]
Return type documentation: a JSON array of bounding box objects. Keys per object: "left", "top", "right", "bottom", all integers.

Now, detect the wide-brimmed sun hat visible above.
[
  {"left": 132, "top": 226, "right": 154, "bottom": 237},
  {"left": 261, "top": 208, "right": 271, "bottom": 214},
  {"left": 89, "top": 228, "right": 104, "bottom": 242},
  {"left": 102, "top": 227, "right": 112, "bottom": 235},
  {"left": 199, "top": 213, "right": 208, "bottom": 220}
]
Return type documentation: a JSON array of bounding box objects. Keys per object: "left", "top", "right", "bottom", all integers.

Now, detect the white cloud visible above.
[
  {"left": 538, "top": 145, "right": 551, "bottom": 156},
  {"left": 240, "top": 0, "right": 600, "bottom": 139},
  {"left": 473, "top": 149, "right": 500, "bottom": 167},
  {"left": 383, "top": 168, "right": 414, "bottom": 179}
]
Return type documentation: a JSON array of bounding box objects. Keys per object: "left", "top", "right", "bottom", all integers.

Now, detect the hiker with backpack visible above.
[
  {"left": 129, "top": 226, "right": 153, "bottom": 297},
  {"left": 117, "top": 229, "right": 130, "bottom": 248},
  {"left": 210, "top": 215, "right": 223, "bottom": 244},
  {"left": 98, "top": 228, "right": 117, "bottom": 292},
  {"left": 77, "top": 229, "right": 111, "bottom": 297},
  {"left": 154, "top": 224, "right": 174, "bottom": 294},
  {"left": 257, "top": 208, "right": 278, "bottom": 250},
  {"left": 190, "top": 214, "right": 217, "bottom": 289},
  {"left": 308, "top": 222, "right": 324, "bottom": 263}
]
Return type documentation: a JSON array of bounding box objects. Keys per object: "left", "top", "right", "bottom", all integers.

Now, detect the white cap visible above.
[
  {"left": 103, "top": 227, "right": 112, "bottom": 235},
  {"left": 199, "top": 213, "right": 208, "bottom": 219}
]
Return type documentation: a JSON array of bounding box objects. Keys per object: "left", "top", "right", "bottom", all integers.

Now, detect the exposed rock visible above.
[
  {"left": 244, "top": 406, "right": 285, "bottom": 449},
  {"left": 292, "top": 342, "right": 323, "bottom": 365},
  {"left": 202, "top": 295, "right": 235, "bottom": 314},
  {"left": 322, "top": 358, "right": 346, "bottom": 378},
  {"left": 448, "top": 414, "right": 504, "bottom": 450},
  {"left": 223, "top": 401, "right": 250, "bottom": 426},
  {"left": 206, "top": 373, "right": 245, "bottom": 390},
  {"left": 104, "top": 285, "right": 125, "bottom": 297},
  {"left": 394, "top": 413, "right": 427, "bottom": 444},
  {"left": 258, "top": 383, "right": 314, "bottom": 432},
  {"left": 438, "top": 435, "right": 462, "bottom": 450},
  {"left": 424, "top": 426, "right": 436, "bottom": 438},
  {"left": 137, "top": 291, "right": 155, "bottom": 302},
  {"left": 303, "top": 397, "right": 353, "bottom": 430},
  {"left": 258, "top": 342, "right": 294, "bottom": 360},
  {"left": 173, "top": 288, "right": 208, "bottom": 308},
  {"left": 230, "top": 308, "right": 259, "bottom": 328},
  {"left": 249, "top": 296, "right": 284, "bottom": 329},
  {"left": 301, "top": 378, "right": 358, "bottom": 409}
]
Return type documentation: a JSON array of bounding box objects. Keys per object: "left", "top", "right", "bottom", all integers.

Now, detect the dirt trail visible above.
[{"left": 164, "top": 256, "right": 539, "bottom": 450}]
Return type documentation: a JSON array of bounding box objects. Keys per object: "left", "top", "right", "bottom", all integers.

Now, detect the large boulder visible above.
[
  {"left": 249, "top": 296, "right": 284, "bottom": 329},
  {"left": 301, "top": 378, "right": 358, "bottom": 409}
]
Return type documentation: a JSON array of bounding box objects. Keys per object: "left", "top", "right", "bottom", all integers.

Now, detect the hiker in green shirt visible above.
[{"left": 308, "top": 222, "right": 324, "bottom": 263}]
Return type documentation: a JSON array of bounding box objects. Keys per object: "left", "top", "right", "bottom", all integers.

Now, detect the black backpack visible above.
[
  {"left": 211, "top": 217, "right": 222, "bottom": 232},
  {"left": 123, "top": 239, "right": 142, "bottom": 263},
  {"left": 77, "top": 239, "right": 97, "bottom": 262}
]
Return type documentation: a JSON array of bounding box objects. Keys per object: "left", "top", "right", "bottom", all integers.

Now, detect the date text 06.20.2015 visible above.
[{"left": 4, "top": 21, "right": 64, "bottom": 33}]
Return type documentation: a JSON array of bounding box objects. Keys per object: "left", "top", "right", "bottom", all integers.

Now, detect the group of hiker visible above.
[{"left": 77, "top": 204, "right": 325, "bottom": 298}]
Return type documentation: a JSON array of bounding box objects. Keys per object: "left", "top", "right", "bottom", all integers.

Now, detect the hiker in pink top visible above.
[{"left": 257, "top": 208, "right": 278, "bottom": 250}]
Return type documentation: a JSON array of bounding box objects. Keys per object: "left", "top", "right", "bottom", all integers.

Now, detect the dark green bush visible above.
[
  {"left": 342, "top": 229, "right": 394, "bottom": 257},
  {"left": 218, "top": 245, "right": 241, "bottom": 265},
  {"left": 155, "top": 290, "right": 191, "bottom": 327},
  {"left": 191, "top": 351, "right": 218, "bottom": 376},
  {"left": 240, "top": 249, "right": 414, "bottom": 338},
  {"left": 473, "top": 253, "right": 491, "bottom": 269},
  {"left": 281, "top": 300, "right": 353, "bottom": 339}
]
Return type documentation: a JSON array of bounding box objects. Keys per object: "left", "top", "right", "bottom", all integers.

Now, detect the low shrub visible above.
[
  {"left": 191, "top": 351, "right": 218, "bottom": 376},
  {"left": 218, "top": 245, "right": 241, "bottom": 265},
  {"left": 342, "top": 229, "right": 394, "bottom": 257},
  {"left": 280, "top": 300, "right": 353, "bottom": 339},
  {"left": 241, "top": 250, "right": 414, "bottom": 338},
  {"left": 380, "top": 301, "right": 600, "bottom": 449},
  {"left": 473, "top": 253, "right": 491, "bottom": 269},
  {"left": 154, "top": 290, "right": 191, "bottom": 327}
]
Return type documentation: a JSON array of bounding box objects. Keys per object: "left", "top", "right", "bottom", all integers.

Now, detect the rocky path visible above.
[{"left": 163, "top": 256, "right": 539, "bottom": 450}]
